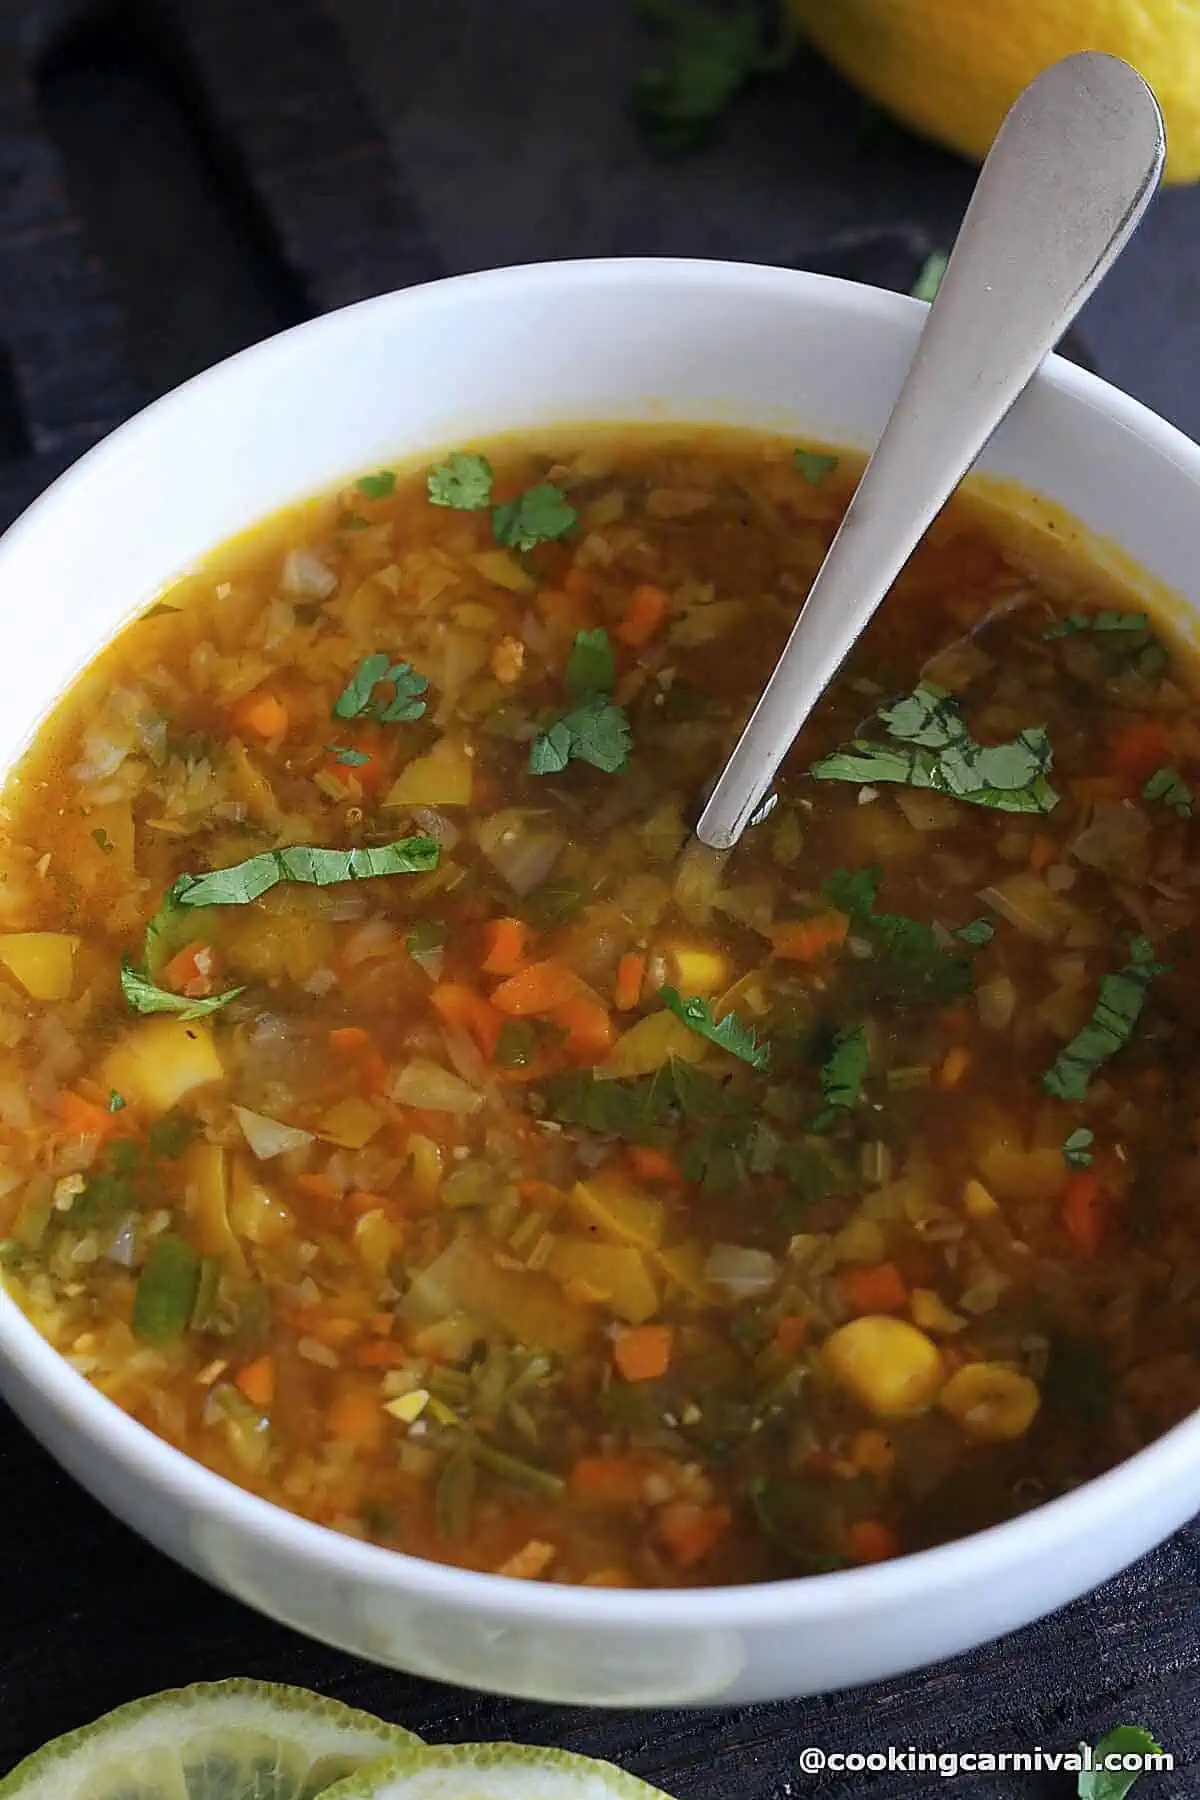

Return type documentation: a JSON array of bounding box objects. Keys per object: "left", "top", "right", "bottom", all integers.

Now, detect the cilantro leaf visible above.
[
  {"left": 492, "top": 483, "right": 577, "bottom": 552},
  {"left": 812, "top": 1024, "right": 868, "bottom": 1130},
  {"left": 658, "top": 985, "right": 771, "bottom": 1069},
  {"left": 530, "top": 695, "right": 631, "bottom": 776},
  {"left": 1044, "top": 609, "right": 1149, "bottom": 640},
  {"left": 793, "top": 448, "right": 839, "bottom": 485},
  {"left": 819, "top": 864, "right": 973, "bottom": 1004},
  {"left": 356, "top": 469, "right": 396, "bottom": 500},
  {"left": 326, "top": 745, "right": 370, "bottom": 768},
  {"left": 910, "top": 249, "right": 948, "bottom": 302},
  {"left": 169, "top": 837, "right": 439, "bottom": 909},
  {"left": 820, "top": 865, "right": 880, "bottom": 917},
  {"left": 566, "top": 627, "right": 617, "bottom": 701},
  {"left": 1078, "top": 1725, "right": 1164, "bottom": 1800},
  {"left": 954, "top": 916, "right": 995, "bottom": 947},
  {"left": 108, "top": 1089, "right": 126, "bottom": 1113},
  {"left": 633, "top": 0, "right": 793, "bottom": 153},
  {"left": 119, "top": 958, "right": 244, "bottom": 1022},
  {"left": 1142, "top": 764, "right": 1193, "bottom": 818},
  {"left": 333, "top": 654, "right": 427, "bottom": 724},
  {"left": 811, "top": 681, "right": 1059, "bottom": 814},
  {"left": 1042, "top": 936, "right": 1167, "bottom": 1102},
  {"left": 1044, "top": 609, "right": 1167, "bottom": 679},
  {"left": 427, "top": 451, "right": 495, "bottom": 511},
  {"left": 92, "top": 827, "right": 113, "bottom": 854},
  {"left": 1063, "top": 1127, "right": 1095, "bottom": 1170}
]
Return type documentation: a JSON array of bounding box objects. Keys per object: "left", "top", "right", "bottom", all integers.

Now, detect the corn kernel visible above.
[{"left": 820, "top": 1315, "right": 944, "bottom": 1419}]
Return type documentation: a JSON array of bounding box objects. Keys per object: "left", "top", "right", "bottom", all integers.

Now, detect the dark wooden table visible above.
[{"left": 1, "top": 3, "right": 1199, "bottom": 1793}]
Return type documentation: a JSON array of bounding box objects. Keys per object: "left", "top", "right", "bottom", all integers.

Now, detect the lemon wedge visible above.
[
  {"left": 322, "top": 1742, "right": 670, "bottom": 1800},
  {"left": 0, "top": 1678, "right": 419, "bottom": 1800}
]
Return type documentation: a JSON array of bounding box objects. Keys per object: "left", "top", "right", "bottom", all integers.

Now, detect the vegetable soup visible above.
[{"left": 1, "top": 428, "right": 1197, "bottom": 1588}]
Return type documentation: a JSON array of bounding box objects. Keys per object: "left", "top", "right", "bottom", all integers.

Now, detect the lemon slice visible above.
[
  {"left": 322, "top": 1743, "right": 670, "bottom": 1800},
  {"left": 0, "top": 1678, "right": 419, "bottom": 1800}
]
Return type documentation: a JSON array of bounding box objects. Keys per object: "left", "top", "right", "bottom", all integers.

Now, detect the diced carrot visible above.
[
  {"left": 655, "top": 1500, "right": 730, "bottom": 1568},
  {"left": 613, "top": 1323, "right": 673, "bottom": 1383},
  {"left": 327, "top": 1386, "right": 385, "bottom": 1447},
  {"left": 481, "top": 916, "right": 532, "bottom": 977},
  {"left": 838, "top": 1261, "right": 908, "bottom": 1316},
  {"left": 770, "top": 910, "right": 849, "bottom": 963},
  {"left": 490, "top": 958, "right": 581, "bottom": 1017},
  {"left": 1028, "top": 833, "right": 1057, "bottom": 872},
  {"left": 330, "top": 1026, "right": 387, "bottom": 1095},
  {"left": 937, "top": 1045, "right": 971, "bottom": 1090},
  {"left": 330, "top": 1026, "right": 370, "bottom": 1054},
  {"left": 296, "top": 1172, "right": 339, "bottom": 1203},
  {"left": 626, "top": 1144, "right": 682, "bottom": 1186},
  {"left": 553, "top": 991, "right": 616, "bottom": 1064},
  {"left": 367, "top": 1311, "right": 395, "bottom": 1335},
  {"left": 845, "top": 1519, "right": 900, "bottom": 1564},
  {"left": 355, "top": 1339, "right": 410, "bottom": 1369},
  {"left": 564, "top": 566, "right": 593, "bottom": 601},
  {"left": 231, "top": 689, "right": 289, "bottom": 741},
  {"left": 58, "top": 1090, "right": 119, "bottom": 1142},
  {"left": 1063, "top": 1170, "right": 1104, "bottom": 1254},
  {"left": 429, "top": 982, "right": 504, "bottom": 1058},
  {"left": 1109, "top": 717, "right": 1168, "bottom": 786},
  {"left": 617, "top": 583, "right": 670, "bottom": 649},
  {"left": 569, "top": 1455, "right": 652, "bottom": 1507},
  {"left": 160, "top": 940, "right": 216, "bottom": 998},
  {"left": 614, "top": 952, "right": 646, "bottom": 1013},
  {"left": 234, "top": 1354, "right": 275, "bottom": 1408},
  {"left": 772, "top": 1314, "right": 808, "bottom": 1356}
]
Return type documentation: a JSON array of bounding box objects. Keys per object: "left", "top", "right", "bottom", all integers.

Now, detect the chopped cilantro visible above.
[
  {"left": 1044, "top": 609, "right": 1167, "bottom": 680},
  {"left": 812, "top": 1024, "right": 868, "bottom": 1130},
  {"left": 1142, "top": 764, "right": 1193, "bottom": 818},
  {"left": 494, "top": 1019, "right": 540, "bottom": 1070},
  {"left": 633, "top": 0, "right": 795, "bottom": 152},
  {"left": 356, "top": 469, "right": 396, "bottom": 500},
  {"left": 1062, "top": 1127, "right": 1095, "bottom": 1170},
  {"left": 530, "top": 694, "right": 632, "bottom": 776},
  {"left": 1079, "top": 1725, "right": 1164, "bottom": 1800},
  {"left": 492, "top": 483, "right": 577, "bottom": 552},
  {"left": 566, "top": 627, "right": 617, "bottom": 701},
  {"left": 820, "top": 865, "right": 973, "bottom": 1005},
  {"left": 1044, "top": 609, "right": 1149, "bottom": 640},
  {"left": 91, "top": 827, "right": 114, "bottom": 854},
  {"left": 333, "top": 653, "right": 428, "bottom": 724},
  {"left": 658, "top": 985, "right": 771, "bottom": 1069},
  {"left": 793, "top": 448, "right": 839, "bottom": 484},
  {"left": 954, "top": 916, "right": 995, "bottom": 947},
  {"left": 910, "top": 249, "right": 949, "bottom": 302},
  {"left": 427, "top": 451, "right": 495, "bottom": 511},
  {"left": 325, "top": 744, "right": 371, "bottom": 768},
  {"left": 119, "top": 958, "right": 244, "bottom": 1022},
  {"left": 821, "top": 864, "right": 881, "bottom": 917},
  {"left": 811, "top": 680, "right": 1059, "bottom": 814},
  {"left": 521, "top": 877, "right": 586, "bottom": 929},
  {"left": 165, "top": 837, "right": 439, "bottom": 909},
  {"left": 1042, "top": 936, "right": 1167, "bottom": 1102},
  {"left": 108, "top": 1089, "right": 126, "bottom": 1114}
]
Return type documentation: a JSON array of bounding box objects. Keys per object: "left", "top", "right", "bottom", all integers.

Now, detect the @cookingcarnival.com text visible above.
[{"left": 794, "top": 1744, "right": 1174, "bottom": 1778}]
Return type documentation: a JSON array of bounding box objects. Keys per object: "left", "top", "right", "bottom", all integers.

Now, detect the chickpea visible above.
[
  {"left": 938, "top": 1362, "right": 1040, "bottom": 1441},
  {"left": 820, "top": 1315, "right": 945, "bottom": 1419}
]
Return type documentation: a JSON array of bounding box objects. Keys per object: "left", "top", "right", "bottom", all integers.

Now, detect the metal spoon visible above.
[{"left": 693, "top": 51, "right": 1165, "bottom": 855}]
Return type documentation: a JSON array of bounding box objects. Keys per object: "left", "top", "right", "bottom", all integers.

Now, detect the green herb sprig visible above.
[
  {"left": 1042, "top": 936, "right": 1166, "bottom": 1102},
  {"left": 658, "top": 985, "right": 771, "bottom": 1069}
]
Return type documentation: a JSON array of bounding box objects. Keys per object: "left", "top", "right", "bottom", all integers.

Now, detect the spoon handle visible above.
[{"left": 694, "top": 51, "right": 1165, "bottom": 852}]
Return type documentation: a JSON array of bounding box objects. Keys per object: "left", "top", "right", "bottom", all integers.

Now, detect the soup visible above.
[{"left": 0, "top": 428, "right": 1196, "bottom": 1589}]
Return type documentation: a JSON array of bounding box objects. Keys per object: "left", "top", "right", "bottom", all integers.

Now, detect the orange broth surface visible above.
[{"left": 1, "top": 426, "right": 1198, "bottom": 1588}]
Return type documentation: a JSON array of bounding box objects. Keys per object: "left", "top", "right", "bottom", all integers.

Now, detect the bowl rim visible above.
[{"left": 4, "top": 252, "right": 1200, "bottom": 1630}]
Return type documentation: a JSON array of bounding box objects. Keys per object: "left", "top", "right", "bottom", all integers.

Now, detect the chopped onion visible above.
[
  {"left": 978, "top": 872, "right": 1072, "bottom": 942},
  {"left": 343, "top": 917, "right": 399, "bottom": 967},
  {"left": 389, "top": 1058, "right": 484, "bottom": 1115},
  {"left": 281, "top": 549, "right": 336, "bottom": 599},
  {"left": 232, "top": 1104, "right": 314, "bottom": 1160},
  {"left": 475, "top": 809, "right": 565, "bottom": 896},
  {"left": 894, "top": 790, "right": 959, "bottom": 833},
  {"left": 1069, "top": 801, "right": 1150, "bottom": 876},
  {"left": 107, "top": 1221, "right": 137, "bottom": 1267},
  {"left": 703, "top": 1243, "right": 779, "bottom": 1298}
]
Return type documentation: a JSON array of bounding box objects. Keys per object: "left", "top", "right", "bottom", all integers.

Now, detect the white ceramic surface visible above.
[{"left": 1, "top": 258, "right": 1199, "bottom": 1706}]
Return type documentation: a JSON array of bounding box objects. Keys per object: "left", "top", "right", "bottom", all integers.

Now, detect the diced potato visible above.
[
  {"left": 962, "top": 1177, "right": 1001, "bottom": 1221},
  {"left": 384, "top": 735, "right": 474, "bottom": 809},
  {"left": 353, "top": 1208, "right": 402, "bottom": 1278},
  {"left": 228, "top": 1156, "right": 294, "bottom": 1247},
  {"left": 821, "top": 1315, "right": 945, "bottom": 1419},
  {"left": 653, "top": 1239, "right": 717, "bottom": 1303},
  {"left": 389, "top": 1059, "right": 483, "bottom": 1116},
  {"left": 568, "top": 1178, "right": 665, "bottom": 1251},
  {"left": 182, "top": 1141, "right": 245, "bottom": 1271},
  {"left": 469, "top": 549, "right": 535, "bottom": 592},
  {"left": 939, "top": 1363, "right": 1040, "bottom": 1440},
  {"left": 318, "top": 1096, "right": 384, "bottom": 1149},
  {"left": 976, "top": 1140, "right": 1066, "bottom": 1206},
  {"left": 401, "top": 1237, "right": 590, "bottom": 1355},
  {"left": 101, "top": 1018, "right": 223, "bottom": 1113},
  {"left": 547, "top": 1238, "right": 659, "bottom": 1323},
  {"left": 597, "top": 1010, "right": 705, "bottom": 1079},
  {"left": 0, "top": 932, "right": 79, "bottom": 1001},
  {"left": 669, "top": 946, "right": 729, "bottom": 995}
]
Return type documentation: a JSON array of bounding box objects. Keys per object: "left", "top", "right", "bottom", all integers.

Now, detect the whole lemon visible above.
[{"left": 792, "top": 0, "right": 1200, "bottom": 183}]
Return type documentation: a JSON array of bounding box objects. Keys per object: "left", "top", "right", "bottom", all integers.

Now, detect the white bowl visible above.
[{"left": 1, "top": 258, "right": 1199, "bottom": 1707}]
